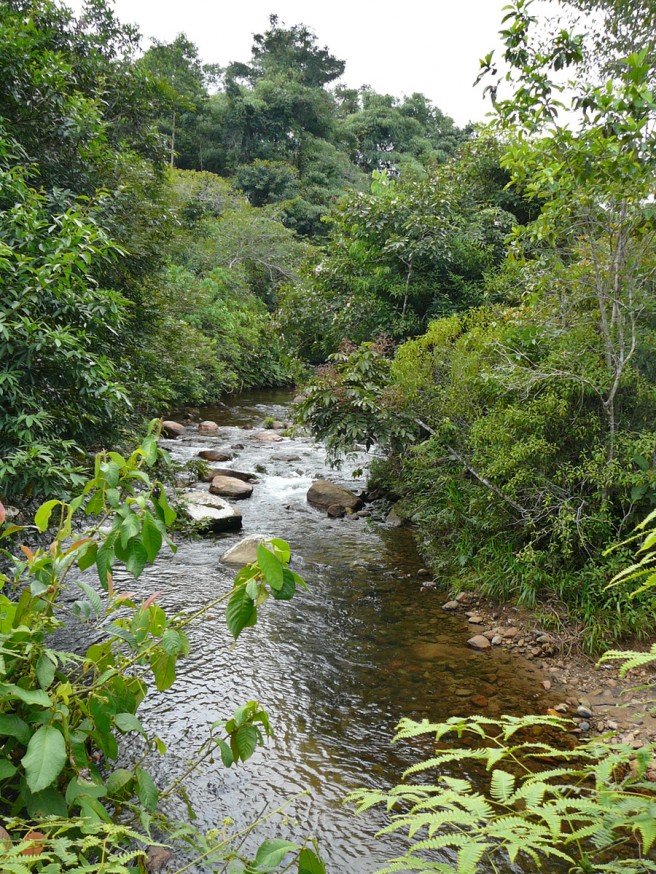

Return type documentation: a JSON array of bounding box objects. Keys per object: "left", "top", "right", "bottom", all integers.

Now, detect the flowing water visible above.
[{"left": 115, "top": 390, "right": 556, "bottom": 871}]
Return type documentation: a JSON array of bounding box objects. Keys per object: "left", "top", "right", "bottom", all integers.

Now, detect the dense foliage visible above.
[{"left": 296, "top": 0, "right": 656, "bottom": 648}]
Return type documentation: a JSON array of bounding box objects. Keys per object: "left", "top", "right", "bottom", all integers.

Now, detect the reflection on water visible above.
[{"left": 126, "top": 391, "right": 554, "bottom": 871}]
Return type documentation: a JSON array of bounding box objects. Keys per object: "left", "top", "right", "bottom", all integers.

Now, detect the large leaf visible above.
[
  {"left": 36, "top": 653, "right": 56, "bottom": 690},
  {"left": 226, "top": 587, "right": 257, "bottom": 639},
  {"left": 136, "top": 766, "right": 159, "bottom": 811},
  {"left": 150, "top": 652, "right": 177, "bottom": 691},
  {"left": 34, "top": 500, "right": 62, "bottom": 533},
  {"left": 253, "top": 839, "right": 299, "bottom": 872},
  {"left": 115, "top": 712, "right": 146, "bottom": 736},
  {"left": 257, "top": 544, "right": 284, "bottom": 591},
  {"left": 21, "top": 725, "right": 67, "bottom": 792},
  {"left": 125, "top": 539, "right": 148, "bottom": 578},
  {"left": 234, "top": 724, "right": 258, "bottom": 762},
  {"left": 141, "top": 511, "right": 163, "bottom": 562},
  {"left": 0, "top": 683, "right": 51, "bottom": 708},
  {"left": 272, "top": 569, "right": 296, "bottom": 601},
  {"left": 0, "top": 714, "right": 31, "bottom": 745},
  {"left": 298, "top": 848, "right": 326, "bottom": 874}
]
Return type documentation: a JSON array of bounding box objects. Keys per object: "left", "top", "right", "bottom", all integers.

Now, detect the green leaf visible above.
[
  {"left": 151, "top": 652, "right": 177, "bottom": 691},
  {"left": 0, "top": 714, "right": 31, "bottom": 745},
  {"left": 96, "top": 541, "right": 115, "bottom": 590},
  {"left": 226, "top": 587, "right": 257, "bottom": 639},
  {"left": 115, "top": 712, "right": 146, "bottom": 736},
  {"left": 105, "top": 768, "right": 134, "bottom": 796},
  {"left": 77, "top": 581, "right": 103, "bottom": 618},
  {"left": 36, "top": 653, "right": 56, "bottom": 690},
  {"left": 136, "top": 766, "right": 159, "bottom": 812},
  {"left": 0, "top": 683, "right": 51, "bottom": 708},
  {"left": 272, "top": 569, "right": 296, "bottom": 601},
  {"left": 218, "top": 738, "right": 234, "bottom": 768},
  {"left": 268, "top": 538, "right": 291, "bottom": 563},
  {"left": 253, "top": 839, "right": 299, "bottom": 872},
  {"left": 161, "top": 628, "right": 182, "bottom": 655},
  {"left": 125, "top": 538, "right": 148, "bottom": 578},
  {"left": 298, "top": 848, "right": 326, "bottom": 874},
  {"left": 0, "top": 757, "right": 17, "bottom": 781},
  {"left": 77, "top": 542, "right": 98, "bottom": 571},
  {"left": 34, "top": 500, "right": 62, "bottom": 533},
  {"left": 26, "top": 786, "right": 68, "bottom": 818},
  {"left": 21, "top": 725, "right": 67, "bottom": 792},
  {"left": 234, "top": 724, "right": 258, "bottom": 762},
  {"left": 156, "top": 489, "right": 176, "bottom": 526},
  {"left": 141, "top": 511, "right": 163, "bottom": 562},
  {"left": 257, "top": 544, "right": 284, "bottom": 591}
]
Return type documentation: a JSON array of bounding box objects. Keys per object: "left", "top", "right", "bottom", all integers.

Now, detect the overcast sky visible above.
[{"left": 69, "top": 0, "right": 562, "bottom": 126}]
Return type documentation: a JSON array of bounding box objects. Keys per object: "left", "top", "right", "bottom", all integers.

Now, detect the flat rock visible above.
[
  {"left": 161, "top": 420, "right": 185, "bottom": 438},
  {"left": 202, "top": 468, "right": 258, "bottom": 483},
  {"left": 198, "top": 450, "right": 233, "bottom": 462},
  {"left": 271, "top": 451, "right": 301, "bottom": 462},
  {"left": 307, "top": 480, "right": 363, "bottom": 513},
  {"left": 467, "top": 635, "right": 491, "bottom": 650},
  {"left": 209, "top": 475, "right": 253, "bottom": 499},
  {"left": 221, "top": 535, "right": 266, "bottom": 568},
  {"left": 182, "top": 490, "right": 242, "bottom": 533},
  {"left": 256, "top": 431, "right": 283, "bottom": 442},
  {"left": 198, "top": 420, "right": 220, "bottom": 433},
  {"left": 443, "top": 601, "right": 460, "bottom": 611},
  {"left": 471, "top": 694, "right": 489, "bottom": 708}
]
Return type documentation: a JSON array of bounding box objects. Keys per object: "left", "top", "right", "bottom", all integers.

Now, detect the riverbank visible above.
[{"left": 433, "top": 589, "right": 656, "bottom": 754}]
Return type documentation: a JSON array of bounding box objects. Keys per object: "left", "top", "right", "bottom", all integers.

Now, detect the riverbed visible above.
[{"left": 116, "top": 390, "right": 554, "bottom": 871}]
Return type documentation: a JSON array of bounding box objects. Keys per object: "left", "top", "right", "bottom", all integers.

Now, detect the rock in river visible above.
[
  {"left": 209, "top": 475, "right": 253, "bottom": 500},
  {"left": 198, "top": 450, "right": 233, "bottom": 462},
  {"left": 467, "top": 635, "right": 491, "bottom": 650},
  {"left": 201, "top": 468, "right": 258, "bottom": 483},
  {"left": 306, "top": 480, "right": 363, "bottom": 514},
  {"left": 182, "top": 490, "right": 242, "bottom": 533},
  {"left": 221, "top": 534, "right": 267, "bottom": 568},
  {"left": 198, "top": 420, "right": 220, "bottom": 433},
  {"left": 161, "top": 420, "right": 185, "bottom": 438}
]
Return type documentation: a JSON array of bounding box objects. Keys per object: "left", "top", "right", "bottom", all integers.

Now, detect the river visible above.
[{"left": 117, "top": 390, "right": 555, "bottom": 872}]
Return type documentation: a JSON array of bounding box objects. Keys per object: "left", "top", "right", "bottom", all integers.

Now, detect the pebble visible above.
[
  {"left": 471, "top": 694, "right": 489, "bottom": 708},
  {"left": 578, "top": 721, "right": 591, "bottom": 732},
  {"left": 442, "top": 601, "right": 460, "bottom": 611},
  {"left": 577, "top": 705, "right": 593, "bottom": 719},
  {"left": 492, "top": 635, "right": 503, "bottom": 645},
  {"left": 467, "top": 615, "right": 484, "bottom": 624},
  {"left": 542, "top": 680, "right": 552, "bottom": 691}
]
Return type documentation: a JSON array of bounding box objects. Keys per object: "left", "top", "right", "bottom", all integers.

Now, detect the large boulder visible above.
[
  {"left": 161, "top": 420, "right": 185, "bottom": 438},
  {"left": 182, "top": 490, "right": 242, "bottom": 533},
  {"left": 198, "top": 420, "right": 220, "bottom": 433},
  {"left": 201, "top": 468, "right": 258, "bottom": 483},
  {"left": 209, "top": 475, "right": 253, "bottom": 499},
  {"left": 307, "top": 480, "right": 363, "bottom": 514},
  {"left": 198, "top": 449, "right": 233, "bottom": 462},
  {"left": 221, "top": 534, "right": 267, "bottom": 568}
]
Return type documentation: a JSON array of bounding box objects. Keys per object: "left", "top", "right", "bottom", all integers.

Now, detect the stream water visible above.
[{"left": 117, "top": 390, "right": 555, "bottom": 872}]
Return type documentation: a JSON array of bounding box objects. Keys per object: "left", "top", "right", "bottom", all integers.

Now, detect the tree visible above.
[{"left": 141, "top": 33, "right": 219, "bottom": 167}]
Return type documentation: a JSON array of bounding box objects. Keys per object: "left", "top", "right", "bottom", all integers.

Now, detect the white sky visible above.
[{"left": 69, "top": 0, "right": 564, "bottom": 126}]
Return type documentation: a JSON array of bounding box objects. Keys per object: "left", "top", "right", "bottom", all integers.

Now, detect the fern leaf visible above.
[
  {"left": 457, "top": 840, "right": 491, "bottom": 874},
  {"left": 490, "top": 769, "right": 515, "bottom": 803}
]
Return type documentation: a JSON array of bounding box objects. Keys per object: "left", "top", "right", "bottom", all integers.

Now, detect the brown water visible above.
[{"left": 119, "top": 391, "right": 555, "bottom": 871}]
